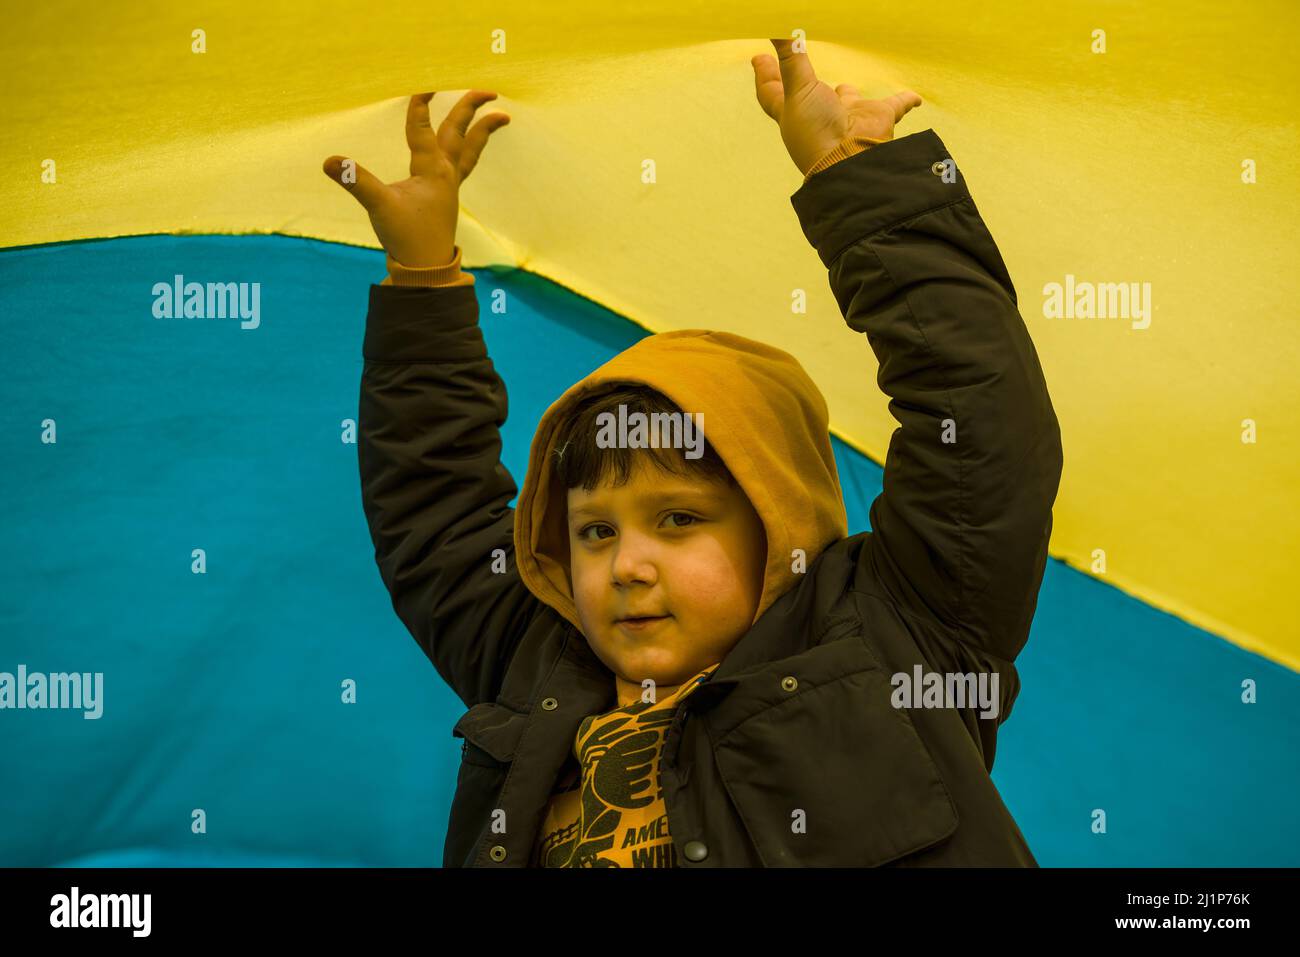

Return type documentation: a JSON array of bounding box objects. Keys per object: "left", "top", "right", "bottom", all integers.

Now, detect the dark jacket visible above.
[{"left": 357, "top": 129, "right": 1064, "bottom": 867}]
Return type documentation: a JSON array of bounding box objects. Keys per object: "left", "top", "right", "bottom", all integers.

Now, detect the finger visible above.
[
  {"left": 835, "top": 83, "right": 861, "bottom": 107},
  {"left": 883, "top": 89, "right": 923, "bottom": 123},
  {"left": 751, "top": 54, "right": 783, "bottom": 120},
  {"left": 770, "top": 37, "right": 817, "bottom": 96},
  {"left": 405, "top": 92, "right": 438, "bottom": 156},
  {"left": 321, "top": 155, "right": 388, "bottom": 212},
  {"left": 406, "top": 93, "right": 442, "bottom": 178},
  {"left": 440, "top": 89, "right": 500, "bottom": 142},
  {"left": 457, "top": 112, "right": 511, "bottom": 180}
]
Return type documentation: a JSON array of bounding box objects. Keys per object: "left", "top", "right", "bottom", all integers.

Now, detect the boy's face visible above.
[{"left": 566, "top": 455, "right": 767, "bottom": 695}]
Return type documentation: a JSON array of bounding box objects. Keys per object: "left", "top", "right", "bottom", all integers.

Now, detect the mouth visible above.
[{"left": 615, "top": 615, "right": 671, "bottom": 632}]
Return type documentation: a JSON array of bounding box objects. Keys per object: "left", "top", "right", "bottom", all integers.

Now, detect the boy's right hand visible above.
[{"left": 322, "top": 91, "right": 510, "bottom": 268}]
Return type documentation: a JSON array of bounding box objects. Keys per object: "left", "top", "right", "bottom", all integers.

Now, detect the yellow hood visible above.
[{"left": 513, "top": 329, "right": 849, "bottom": 635}]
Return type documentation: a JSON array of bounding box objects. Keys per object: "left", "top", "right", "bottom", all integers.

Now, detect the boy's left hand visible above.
[{"left": 752, "top": 39, "right": 922, "bottom": 176}]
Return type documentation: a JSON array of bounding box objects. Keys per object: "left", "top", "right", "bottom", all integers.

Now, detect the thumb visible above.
[
  {"left": 322, "top": 155, "right": 387, "bottom": 212},
  {"left": 882, "top": 90, "right": 924, "bottom": 123},
  {"left": 751, "top": 53, "right": 783, "bottom": 121}
]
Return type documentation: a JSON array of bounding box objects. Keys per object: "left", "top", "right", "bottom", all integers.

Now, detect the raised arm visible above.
[
  {"left": 755, "top": 43, "right": 1063, "bottom": 662},
  {"left": 358, "top": 281, "right": 544, "bottom": 707},
  {"left": 325, "top": 92, "right": 543, "bottom": 707},
  {"left": 795, "top": 133, "right": 1062, "bottom": 661}
]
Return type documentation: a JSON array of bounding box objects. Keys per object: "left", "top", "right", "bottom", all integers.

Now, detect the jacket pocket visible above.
[
  {"left": 452, "top": 701, "right": 529, "bottom": 767},
  {"left": 708, "top": 633, "right": 959, "bottom": 867},
  {"left": 445, "top": 702, "right": 532, "bottom": 866}
]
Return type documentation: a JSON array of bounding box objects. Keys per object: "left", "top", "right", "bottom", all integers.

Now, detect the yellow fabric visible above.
[
  {"left": 536, "top": 665, "right": 717, "bottom": 867},
  {"left": 5, "top": 2, "right": 1297, "bottom": 668}
]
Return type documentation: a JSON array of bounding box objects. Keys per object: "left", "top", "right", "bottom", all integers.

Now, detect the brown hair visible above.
[{"left": 551, "top": 383, "right": 736, "bottom": 492}]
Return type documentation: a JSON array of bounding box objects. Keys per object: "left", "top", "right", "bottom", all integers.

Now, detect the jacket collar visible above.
[{"left": 688, "top": 534, "right": 862, "bottom": 708}]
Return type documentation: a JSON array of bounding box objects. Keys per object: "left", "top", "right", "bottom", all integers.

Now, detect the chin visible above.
[{"left": 611, "top": 645, "right": 690, "bottom": 683}]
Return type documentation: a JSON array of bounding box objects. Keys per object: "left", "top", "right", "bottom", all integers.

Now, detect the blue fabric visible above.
[{"left": 1, "top": 235, "right": 1296, "bottom": 867}]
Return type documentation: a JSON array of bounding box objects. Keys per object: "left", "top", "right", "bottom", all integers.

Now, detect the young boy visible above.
[{"left": 325, "top": 39, "right": 1063, "bottom": 868}]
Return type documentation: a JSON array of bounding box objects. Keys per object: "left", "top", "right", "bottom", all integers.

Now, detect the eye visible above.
[
  {"left": 664, "top": 512, "right": 699, "bottom": 529},
  {"left": 576, "top": 513, "right": 699, "bottom": 542},
  {"left": 577, "top": 523, "right": 614, "bottom": 542}
]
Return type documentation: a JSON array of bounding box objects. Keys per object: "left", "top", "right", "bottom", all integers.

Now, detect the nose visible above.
[{"left": 610, "top": 529, "right": 659, "bottom": 587}]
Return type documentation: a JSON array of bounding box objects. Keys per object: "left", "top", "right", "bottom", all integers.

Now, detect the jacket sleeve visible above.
[
  {"left": 790, "top": 129, "right": 1063, "bottom": 663},
  {"left": 358, "top": 280, "right": 542, "bottom": 708}
]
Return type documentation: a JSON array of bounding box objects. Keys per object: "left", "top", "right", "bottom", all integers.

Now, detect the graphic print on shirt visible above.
[{"left": 536, "top": 665, "right": 716, "bottom": 867}]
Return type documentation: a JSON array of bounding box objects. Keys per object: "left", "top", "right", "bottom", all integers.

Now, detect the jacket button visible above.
[
  {"left": 931, "top": 160, "right": 947, "bottom": 176},
  {"left": 489, "top": 844, "right": 507, "bottom": 862},
  {"left": 781, "top": 676, "right": 798, "bottom": 692},
  {"left": 683, "top": 840, "right": 709, "bottom": 862},
  {"left": 541, "top": 697, "right": 558, "bottom": 711}
]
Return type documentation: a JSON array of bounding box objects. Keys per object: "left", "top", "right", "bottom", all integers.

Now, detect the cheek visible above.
[
  {"left": 567, "top": 528, "right": 764, "bottom": 619},
  {"left": 673, "top": 535, "right": 757, "bottom": 604},
  {"left": 569, "top": 554, "right": 605, "bottom": 617}
]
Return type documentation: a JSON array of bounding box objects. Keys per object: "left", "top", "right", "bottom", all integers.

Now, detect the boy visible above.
[{"left": 324, "top": 39, "right": 1063, "bottom": 867}]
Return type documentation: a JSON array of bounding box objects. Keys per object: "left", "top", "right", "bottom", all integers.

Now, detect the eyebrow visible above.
[{"left": 568, "top": 488, "right": 720, "bottom": 523}]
